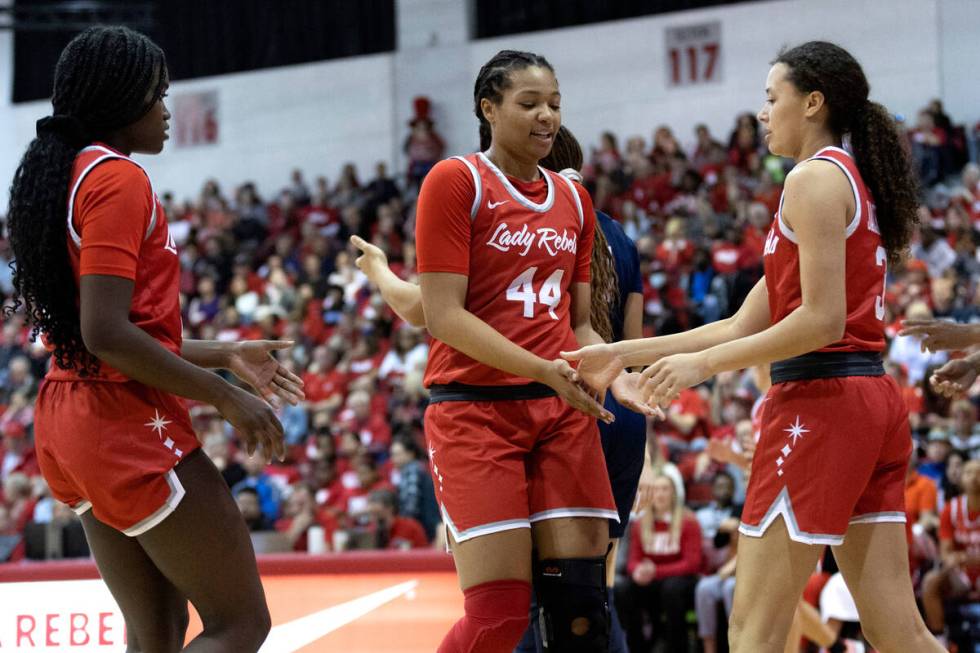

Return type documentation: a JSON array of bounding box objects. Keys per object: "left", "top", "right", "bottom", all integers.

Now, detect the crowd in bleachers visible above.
[{"left": 1, "top": 101, "right": 980, "bottom": 649}]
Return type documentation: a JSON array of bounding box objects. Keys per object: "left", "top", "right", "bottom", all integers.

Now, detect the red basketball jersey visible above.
[
  {"left": 763, "top": 146, "right": 886, "bottom": 352},
  {"left": 940, "top": 495, "right": 980, "bottom": 579},
  {"left": 46, "top": 143, "right": 182, "bottom": 382},
  {"left": 416, "top": 153, "right": 595, "bottom": 386}
]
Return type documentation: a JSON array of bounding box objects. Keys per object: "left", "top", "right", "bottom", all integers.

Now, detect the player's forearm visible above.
[
  {"left": 426, "top": 307, "right": 548, "bottom": 382},
  {"left": 702, "top": 306, "right": 842, "bottom": 377},
  {"left": 181, "top": 339, "right": 240, "bottom": 369},
  {"left": 377, "top": 274, "right": 426, "bottom": 327},
  {"left": 574, "top": 323, "right": 606, "bottom": 348},
  {"left": 88, "top": 323, "right": 233, "bottom": 406},
  {"left": 611, "top": 317, "right": 739, "bottom": 367}
]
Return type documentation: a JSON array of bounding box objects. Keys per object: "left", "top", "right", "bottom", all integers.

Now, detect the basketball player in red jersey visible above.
[
  {"left": 415, "top": 51, "right": 634, "bottom": 653},
  {"left": 565, "top": 42, "right": 942, "bottom": 651},
  {"left": 922, "top": 458, "right": 980, "bottom": 641},
  {"left": 7, "top": 27, "right": 302, "bottom": 651}
]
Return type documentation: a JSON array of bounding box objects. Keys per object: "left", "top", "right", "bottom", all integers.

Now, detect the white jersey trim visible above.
[
  {"left": 477, "top": 151, "right": 555, "bottom": 213},
  {"left": 737, "top": 486, "right": 845, "bottom": 546},
  {"left": 123, "top": 469, "right": 185, "bottom": 537},
  {"left": 812, "top": 146, "right": 862, "bottom": 239},
  {"left": 529, "top": 507, "right": 620, "bottom": 523},
  {"left": 849, "top": 511, "right": 906, "bottom": 525},
  {"left": 440, "top": 504, "right": 530, "bottom": 543},
  {"left": 70, "top": 500, "right": 93, "bottom": 516},
  {"left": 555, "top": 172, "right": 584, "bottom": 229},
  {"left": 68, "top": 145, "right": 158, "bottom": 248},
  {"left": 775, "top": 146, "right": 862, "bottom": 245},
  {"left": 451, "top": 155, "right": 482, "bottom": 221}
]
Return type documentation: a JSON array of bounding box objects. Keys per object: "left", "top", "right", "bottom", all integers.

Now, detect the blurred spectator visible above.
[
  {"left": 623, "top": 474, "right": 703, "bottom": 653},
  {"left": 389, "top": 436, "right": 439, "bottom": 540},
  {"left": 905, "top": 452, "right": 939, "bottom": 531},
  {"left": 232, "top": 455, "right": 282, "bottom": 522},
  {"left": 365, "top": 488, "right": 428, "bottom": 550},
  {"left": 888, "top": 302, "right": 949, "bottom": 385},
  {"left": 236, "top": 487, "right": 274, "bottom": 532}
]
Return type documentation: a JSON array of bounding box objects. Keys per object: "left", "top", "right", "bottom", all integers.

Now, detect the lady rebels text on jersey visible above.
[{"left": 416, "top": 152, "right": 595, "bottom": 386}]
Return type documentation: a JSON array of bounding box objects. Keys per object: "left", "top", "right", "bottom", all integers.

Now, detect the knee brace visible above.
[
  {"left": 534, "top": 554, "right": 610, "bottom": 652},
  {"left": 438, "top": 579, "right": 531, "bottom": 653}
]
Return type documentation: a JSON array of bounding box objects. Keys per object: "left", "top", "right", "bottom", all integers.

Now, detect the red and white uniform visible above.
[
  {"left": 740, "top": 146, "right": 911, "bottom": 545},
  {"left": 940, "top": 495, "right": 980, "bottom": 588},
  {"left": 35, "top": 143, "right": 199, "bottom": 536},
  {"left": 416, "top": 153, "right": 616, "bottom": 542}
]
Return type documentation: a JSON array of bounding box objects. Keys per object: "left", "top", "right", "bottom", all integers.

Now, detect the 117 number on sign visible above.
[{"left": 668, "top": 43, "right": 719, "bottom": 85}]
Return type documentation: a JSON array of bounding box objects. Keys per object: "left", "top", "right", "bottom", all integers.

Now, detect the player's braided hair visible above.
[
  {"left": 775, "top": 41, "right": 918, "bottom": 267},
  {"left": 6, "top": 26, "right": 167, "bottom": 375},
  {"left": 540, "top": 126, "right": 619, "bottom": 343},
  {"left": 473, "top": 50, "right": 554, "bottom": 152}
]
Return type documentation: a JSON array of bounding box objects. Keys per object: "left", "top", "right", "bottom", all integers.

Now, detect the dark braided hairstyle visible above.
[
  {"left": 774, "top": 41, "right": 918, "bottom": 267},
  {"left": 6, "top": 26, "right": 168, "bottom": 375},
  {"left": 540, "top": 126, "right": 619, "bottom": 343},
  {"left": 473, "top": 50, "right": 554, "bottom": 152}
]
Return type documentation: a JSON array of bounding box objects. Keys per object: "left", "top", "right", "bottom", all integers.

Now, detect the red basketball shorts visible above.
[
  {"left": 34, "top": 379, "right": 200, "bottom": 536},
  {"left": 739, "top": 374, "right": 912, "bottom": 545},
  {"left": 424, "top": 396, "right": 618, "bottom": 543}
]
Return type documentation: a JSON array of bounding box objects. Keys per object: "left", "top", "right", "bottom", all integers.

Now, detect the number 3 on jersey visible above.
[{"left": 506, "top": 267, "right": 564, "bottom": 320}]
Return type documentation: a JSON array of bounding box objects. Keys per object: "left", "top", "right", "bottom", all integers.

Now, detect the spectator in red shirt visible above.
[
  {"left": 922, "top": 459, "right": 980, "bottom": 641},
  {"left": 275, "top": 483, "right": 337, "bottom": 552},
  {"left": 366, "top": 489, "right": 429, "bottom": 549},
  {"left": 623, "top": 474, "right": 703, "bottom": 653},
  {"left": 339, "top": 389, "right": 392, "bottom": 452},
  {"left": 1, "top": 420, "right": 39, "bottom": 481},
  {"left": 655, "top": 218, "right": 695, "bottom": 274}
]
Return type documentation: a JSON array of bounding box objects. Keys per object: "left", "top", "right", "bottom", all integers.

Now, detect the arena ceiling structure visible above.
[{"left": 5, "top": 0, "right": 396, "bottom": 103}]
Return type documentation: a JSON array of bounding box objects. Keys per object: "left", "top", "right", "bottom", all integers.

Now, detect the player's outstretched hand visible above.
[
  {"left": 610, "top": 372, "right": 664, "bottom": 418},
  {"left": 540, "top": 358, "right": 615, "bottom": 424},
  {"left": 228, "top": 340, "right": 305, "bottom": 409},
  {"left": 930, "top": 358, "right": 980, "bottom": 398},
  {"left": 350, "top": 235, "right": 388, "bottom": 282},
  {"left": 561, "top": 343, "right": 625, "bottom": 399},
  {"left": 640, "top": 352, "right": 711, "bottom": 407},
  {"left": 216, "top": 385, "right": 286, "bottom": 463},
  {"left": 900, "top": 319, "right": 979, "bottom": 352}
]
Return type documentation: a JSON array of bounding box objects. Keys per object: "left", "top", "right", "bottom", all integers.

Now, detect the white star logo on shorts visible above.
[
  {"left": 145, "top": 410, "right": 172, "bottom": 438},
  {"left": 783, "top": 416, "right": 810, "bottom": 446}
]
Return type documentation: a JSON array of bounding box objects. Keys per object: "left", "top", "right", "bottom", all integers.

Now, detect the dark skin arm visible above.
[{"left": 79, "top": 274, "right": 285, "bottom": 461}]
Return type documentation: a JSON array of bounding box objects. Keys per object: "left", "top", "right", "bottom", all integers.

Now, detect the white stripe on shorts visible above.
[{"left": 123, "top": 469, "right": 186, "bottom": 537}]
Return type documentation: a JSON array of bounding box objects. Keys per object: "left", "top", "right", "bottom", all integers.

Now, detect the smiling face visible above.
[
  {"left": 481, "top": 65, "right": 561, "bottom": 163},
  {"left": 757, "top": 63, "right": 815, "bottom": 159}
]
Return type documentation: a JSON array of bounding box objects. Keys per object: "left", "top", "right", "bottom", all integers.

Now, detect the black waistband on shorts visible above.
[
  {"left": 428, "top": 382, "right": 557, "bottom": 403},
  {"left": 770, "top": 351, "right": 884, "bottom": 384}
]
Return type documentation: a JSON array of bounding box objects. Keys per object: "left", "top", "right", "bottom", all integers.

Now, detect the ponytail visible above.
[{"left": 849, "top": 101, "right": 920, "bottom": 267}]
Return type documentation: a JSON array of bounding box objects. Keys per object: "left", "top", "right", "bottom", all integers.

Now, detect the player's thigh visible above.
[
  {"left": 449, "top": 527, "right": 533, "bottom": 591},
  {"left": 135, "top": 449, "right": 269, "bottom": 628},
  {"left": 730, "top": 518, "right": 824, "bottom": 648},
  {"left": 80, "top": 511, "right": 188, "bottom": 652},
  {"left": 831, "top": 521, "right": 929, "bottom": 643},
  {"left": 532, "top": 517, "right": 608, "bottom": 559}
]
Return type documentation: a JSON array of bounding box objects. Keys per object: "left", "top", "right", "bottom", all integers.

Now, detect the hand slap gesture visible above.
[
  {"left": 899, "top": 319, "right": 980, "bottom": 353},
  {"left": 610, "top": 372, "right": 665, "bottom": 418},
  {"left": 560, "top": 343, "right": 626, "bottom": 400},
  {"left": 639, "top": 352, "right": 711, "bottom": 408},
  {"left": 227, "top": 340, "right": 305, "bottom": 409},
  {"left": 929, "top": 358, "right": 979, "bottom": 398}
]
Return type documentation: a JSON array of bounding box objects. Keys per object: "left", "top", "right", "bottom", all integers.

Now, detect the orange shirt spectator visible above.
[{"left": 905, "top": 469, "right": 938, "bottom": 524}]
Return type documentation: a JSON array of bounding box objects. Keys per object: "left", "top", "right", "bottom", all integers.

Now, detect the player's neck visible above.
[
  {"left": 794, "top": 129, "right": 839, "bottom": 163},
  {"left": 484, "top": 145, "right": 540, "bottom": 183}
]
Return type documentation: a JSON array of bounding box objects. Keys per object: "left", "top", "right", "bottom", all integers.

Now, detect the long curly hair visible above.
[
  {"left": 6, "top": 26, "right": 167, "bottom": 375},
  {"left": 473, "top": 50, "right": 554, "bottom": 152},
  {"left": 774, "top": 41, "right": 919, "bottom": 267},
  {"left": 540, "top": 126, "right": 619, "bottom": 343}
]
